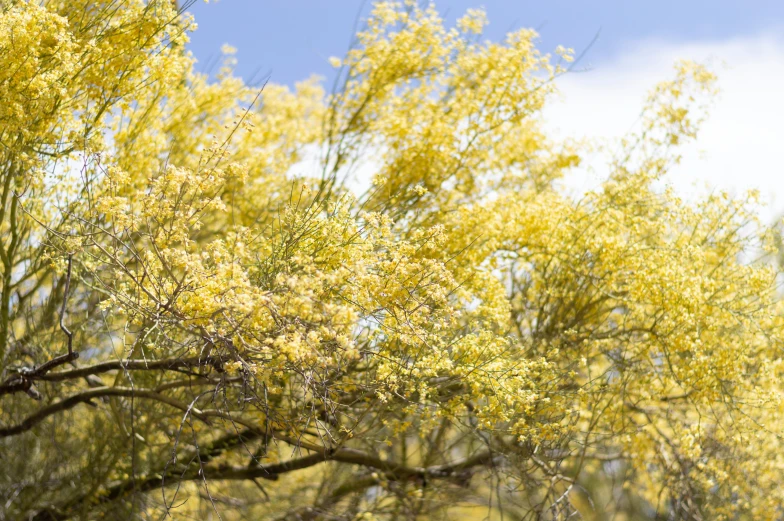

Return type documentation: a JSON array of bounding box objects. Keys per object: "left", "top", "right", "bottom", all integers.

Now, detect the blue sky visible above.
[
  {"left": 184, "top": 1, "right": 784, "bottom": 220},
  {"left": 186, "top": 1, "right": 784, "bottom": 86}
]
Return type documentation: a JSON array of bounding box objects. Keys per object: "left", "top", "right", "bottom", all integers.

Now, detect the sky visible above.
[{"left": 185, "top": 0, "right": 784, "bottom": 221}]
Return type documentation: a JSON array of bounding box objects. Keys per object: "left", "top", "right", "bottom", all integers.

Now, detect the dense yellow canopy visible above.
[{"left": 0, "top": 1, "right": 782, "bottom": 520}]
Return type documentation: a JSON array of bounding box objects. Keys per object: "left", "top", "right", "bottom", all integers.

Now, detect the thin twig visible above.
[{"left": 59, "top": 255, "right": 73, "bottom": 356}]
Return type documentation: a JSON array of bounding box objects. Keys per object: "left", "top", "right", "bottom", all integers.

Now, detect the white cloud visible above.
[{"left": 545, "top": 33, "right": 784, "bottom": 223}]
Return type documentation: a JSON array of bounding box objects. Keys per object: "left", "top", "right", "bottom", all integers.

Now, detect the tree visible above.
[{"left": 0, "top": 1, "right": 781, "bottom": 520}]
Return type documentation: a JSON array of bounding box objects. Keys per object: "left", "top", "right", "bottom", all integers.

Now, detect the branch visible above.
[
  {"left": 329, "top": 447, "right": 496, "bottom": 480},
  {"left": 39, "top": 356, "right": 222, "bottom": 382},
  {"left": 0, "top": 256, "right": 82, "bottom": 399},
  {"left": 0, "top": 383, "right": 314, "bottom": 453},
  {"left": 0, "top": 356, "right": 222, "bottom": 398},
  {"left": 290, "top": 476, "right": 381, "bottom": 521},
  {"left": 0, "top": 386, "right": 218, "bottom": 438},
  {"left": 30, "top": 446, "right": 497, "bottom": 521},
  {"left": 0, "top": 352, "right": 79, "bottom": 398}
]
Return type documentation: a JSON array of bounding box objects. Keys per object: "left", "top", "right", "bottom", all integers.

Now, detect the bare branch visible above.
[
  {"left": 39, "top": 356, "right": 223, "bottom": 382},
  {"left": 0, "top": 387, "right": 217, "bottom": 438},
  {"left": 29, "top": 447, "right": 497, "bottom": 521},
  {"left": 0, "top": 356, "right": 222, "bottom": 398}
]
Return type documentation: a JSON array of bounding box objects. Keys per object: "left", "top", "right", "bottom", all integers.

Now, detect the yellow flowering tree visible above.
[{"left": 0, "top": 1, "right": 782, "bottom": 520}]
